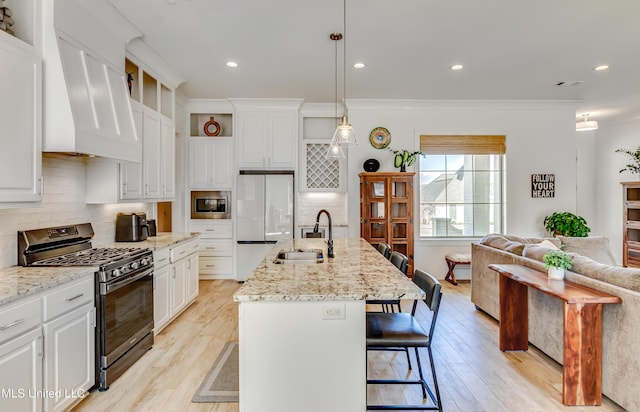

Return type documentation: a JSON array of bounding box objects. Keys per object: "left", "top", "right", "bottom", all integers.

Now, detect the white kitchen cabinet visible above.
[
  {"left": 0, "top": 275, "right": 95, "bottom": 412},
  {"left": 161, "top": 118, "right": 176, "bottom": 198},
  {"left": 237, "top": 110, "right": 298, "bottom": 169},
  {"left": 153, "top": 247, "right": 171, "bottom": 334},
  {"left": 42, "top": 303, "right": 95, "bottom": 412},
  {"left": 186, "top": 253, "right": 199, "bottom": 303},
  {"left": 0, "top": 295, "right": 42, "bottom": 412},
  {"left": 142, "top": 110, "right": 175, "bottom": 200},
  {"left": 188, "top": 137, "right": 233, "bottom": 189},
  {"left": 171, "top": 259, "right": 188, "bottom": 316},
  {"left": 121, "top": 101, "right": 144, "bottom": 200},
  {"left": 42, "top": 276, "right": 95, "bottom": 412},
  {"left": 0, "top": 328, "right": 43, "bottom": 412},
  {"left": 0, "top": 31, "right": 42, "bottom": 204},
  {"left": 154, "top": 239, "right": 199, "bottom": 335},
  {"left": 143, "top": 109, "right": 162, "bottom": 198},
  {"left": 85, "top": 103, "right": 173, "bottom": 203},
  {"left": 190, "top": 220, "right": 234, "bottom": 279}
]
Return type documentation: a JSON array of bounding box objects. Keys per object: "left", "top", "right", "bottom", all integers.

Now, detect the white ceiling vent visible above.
[{"left": 555, "top": 81, "right": 584, "bottom": 87}]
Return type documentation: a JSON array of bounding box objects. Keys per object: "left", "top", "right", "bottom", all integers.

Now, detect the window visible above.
[{"left": 419, "top": 135, "right": 505, "bottom": 237}]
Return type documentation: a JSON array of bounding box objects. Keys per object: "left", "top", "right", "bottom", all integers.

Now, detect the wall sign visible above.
[{"left": 531, "top": 174, "right": 555, "bottom": 198}]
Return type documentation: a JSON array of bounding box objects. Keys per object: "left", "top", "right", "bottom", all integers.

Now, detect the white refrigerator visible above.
[{"left": 236, "top": 171, "right": 294, "bottom": 281}]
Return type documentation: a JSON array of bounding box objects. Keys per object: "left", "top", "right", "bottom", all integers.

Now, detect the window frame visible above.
[{"left": 418, "top": 135, "right": 506, "bottom": 239}]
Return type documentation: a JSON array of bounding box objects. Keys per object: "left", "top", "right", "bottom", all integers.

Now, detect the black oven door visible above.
[{"left": 98, "top": 266, "right": 154, "bottom": 368}]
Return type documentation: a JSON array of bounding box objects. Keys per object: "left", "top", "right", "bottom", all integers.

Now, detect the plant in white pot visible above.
[{"left": 542, "top": 249, "right": 573, "bottom": 280}]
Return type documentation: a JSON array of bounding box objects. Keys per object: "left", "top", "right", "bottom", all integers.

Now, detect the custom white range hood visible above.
[{"left": 40, "top": 0, "right": 142, "bottom": 162}]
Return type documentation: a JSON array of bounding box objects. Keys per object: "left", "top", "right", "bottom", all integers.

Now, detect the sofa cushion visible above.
[
  {"left": 558, "top": 236, "right": 617, "bottom": 265},
  {"left": 479, "top": 234, "right": 561, "bottom": 255},
  {"left": 522, "top": 244, "right": 559, "bottom": 262},
  {"left": 571, "top": 255, "right": 640, "bottom": 293},
  {"left": 504, "top": 242, "right": 525, "bottom": 256}
]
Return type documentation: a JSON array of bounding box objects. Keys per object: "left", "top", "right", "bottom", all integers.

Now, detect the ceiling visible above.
[{"left": 109, "top": 0, "right": 640, "bottom": 126}]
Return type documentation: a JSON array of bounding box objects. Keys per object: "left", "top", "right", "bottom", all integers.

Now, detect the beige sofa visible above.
[{"left": 471, "top": 234, "right": 640, "bottom": 411}]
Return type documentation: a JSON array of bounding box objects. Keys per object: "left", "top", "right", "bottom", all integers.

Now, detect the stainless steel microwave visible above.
[{"left": 191, "top": 191, "right": 231, "bottom": 219}]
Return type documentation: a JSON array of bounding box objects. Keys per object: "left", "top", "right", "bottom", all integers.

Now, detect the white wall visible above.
[
  {"left": 343, "top": 100, "right": 582, "bottom": 279},
  {"left": 594, "top": 118, "right": 640, "bottom": 264},
  {"left": 0, "top": 154, "right": 153, "bottom": 268}
]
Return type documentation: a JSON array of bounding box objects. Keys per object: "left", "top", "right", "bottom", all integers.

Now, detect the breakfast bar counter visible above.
[
  {"left": 234, "top": 238, "right": 423, "bottom": 412},
  {"left": 234, "top": 238, "right": 423, "bottom": 302}
]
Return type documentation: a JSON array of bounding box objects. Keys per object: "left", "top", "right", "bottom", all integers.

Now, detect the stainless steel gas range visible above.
[{"left": 18, "top": 223, "right": 154, "bottom": 391}]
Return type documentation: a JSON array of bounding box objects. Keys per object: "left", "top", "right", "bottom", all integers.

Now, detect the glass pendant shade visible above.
[
  {"left": 331, "top": 115, "right": 358, "bottom": 146},
  {"left": 326, "top": 142, "right": 346, "bottom": 159}
]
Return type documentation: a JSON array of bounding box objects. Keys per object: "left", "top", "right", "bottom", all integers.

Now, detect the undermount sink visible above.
[{"left": 273, "top": 248, "right": 324, "bottom": 264}]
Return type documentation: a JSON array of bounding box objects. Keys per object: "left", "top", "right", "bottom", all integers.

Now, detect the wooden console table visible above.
[{"left": 488, "top": 264, "right": 622, "bottom": 406}]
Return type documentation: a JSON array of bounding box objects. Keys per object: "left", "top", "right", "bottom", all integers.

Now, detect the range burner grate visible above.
[{"left": 33, "top": 247, "right": 147, "bottom": 266}]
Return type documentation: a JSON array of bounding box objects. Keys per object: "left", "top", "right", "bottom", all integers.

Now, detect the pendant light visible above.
[
  {"left": 331, "top": 0, "right": 357, "bottom": 147},
  {"left": 576, "top": 113, "right": 598, "bottom": 131},
  {"left": 326, "top": 32, "right": 345, "bottom": 159}
]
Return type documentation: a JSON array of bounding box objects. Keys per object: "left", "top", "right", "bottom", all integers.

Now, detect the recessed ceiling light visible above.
[
  {"left": 353, "top": 62, "right": 365, "bottom": 69},
  {"left": 226, "top": 61, "right": 238, "bottom": 68},
  {"left": 593, "top": 65, "right": 609, "bottom": 71},
  {"left": 450, "top": 64, "right": 463, "bottom": 71}
]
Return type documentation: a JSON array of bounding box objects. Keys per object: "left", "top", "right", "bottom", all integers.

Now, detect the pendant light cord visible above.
[
  {"left": 343, "top": 0, "right": 347, "bottom": 117},
  {"left": 335, "top": 32, "right": 338, "bottom": 121}
]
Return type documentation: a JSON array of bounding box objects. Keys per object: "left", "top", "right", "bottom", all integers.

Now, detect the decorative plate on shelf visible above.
[{"left": 369, "top": 127, "right": 391, "bottom": 149}]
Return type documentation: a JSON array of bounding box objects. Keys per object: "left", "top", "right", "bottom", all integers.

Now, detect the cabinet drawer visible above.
[
  {"left": 199, "top": 257, "right": 233, "bottom": 275},
  {"left": 154, "top": 247, "right": 171, "bottom": 269},
  {"left": 0, "top": 296, "right": 42, "bottom": 344},
  {"left": 170, "top": 238, "right": 200, "bottom": 262},
  {"left": 43, "top": 277, "right": 94, "bottom": 321},
  {"left": 190, "top": 221, "right": 232, "bottom": 239},
  {"left": 199, "top": 239, "right": 233, "bottom": 257}
]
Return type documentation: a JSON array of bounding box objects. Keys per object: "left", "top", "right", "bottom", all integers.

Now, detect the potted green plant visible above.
[
  {"left": 615, "top": 145, "right": 640, "bottom": 175},
  {"left": 388, "top": 148, "right": 425, "bottom": 172},
  {"left": 543, "top": 249, "right": 573, "bottom": 280},
  {"left": 543, "top": 212, "right": 591, "bottom": 237}
]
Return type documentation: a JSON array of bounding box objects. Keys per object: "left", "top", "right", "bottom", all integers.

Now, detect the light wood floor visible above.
[{"left": 73, "top": 280, "right": 624, "bottom": 412}]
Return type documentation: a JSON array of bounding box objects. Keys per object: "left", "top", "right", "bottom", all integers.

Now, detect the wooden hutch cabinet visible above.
[
  {"left": 359, "top": 172, "right": 415, "bottom": 276},
  {"left": 622, "top": 182, "right": 640, "bottom": 268}
]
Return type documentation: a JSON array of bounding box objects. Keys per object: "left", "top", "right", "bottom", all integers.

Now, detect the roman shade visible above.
[{"left": 420, "top": 135, "right": 506, "bottom": 155}]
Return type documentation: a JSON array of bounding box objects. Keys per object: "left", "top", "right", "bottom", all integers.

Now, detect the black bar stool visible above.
[{"left": 366, "top": 269, "right": 443, "bottom": 411}]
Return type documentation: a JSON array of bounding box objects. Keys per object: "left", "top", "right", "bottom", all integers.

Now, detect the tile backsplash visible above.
[
  {"left": 0, "top": 154, "right": 153, "bottom": 268},
  {"left": 297, "top": 192, "right": 347, "bottom": 226}
]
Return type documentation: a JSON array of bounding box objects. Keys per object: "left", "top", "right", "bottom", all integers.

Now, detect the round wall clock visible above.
[
  {"left": 363, "top": 158, "right": 380, "bottom": 172},
  {"left": 369, "top": 127, "right": 391, "bottom": 149}
]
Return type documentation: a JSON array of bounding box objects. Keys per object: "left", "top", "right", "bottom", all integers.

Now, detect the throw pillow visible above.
[
  {"left": 557, "top": 236, "right": 617, "bottom": 266},
  {"left": 538, "top": 239, "right": 559, "bottom": 250},
  {"left": 504, "top": 242, "right": 525, "bottom": 256}
]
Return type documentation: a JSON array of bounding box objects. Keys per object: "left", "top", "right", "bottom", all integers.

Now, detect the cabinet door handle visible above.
[
  {"left": 66, "top": 293, "right": 84, "bottom": 302},
  {"left": 205, "top": 264, "right": 216, "bottom": 268},
  {"left": 206, "top": 246, "right": 216, "bottom": 250},
  {"left": 1, "top": 319, "right": 24, "bottom": 330},
  {"left": 38, "top": 177, "right": 44, "bottom": 195},
  {"left": 205, "top": 229, "right": 216, "bottom": 232}
]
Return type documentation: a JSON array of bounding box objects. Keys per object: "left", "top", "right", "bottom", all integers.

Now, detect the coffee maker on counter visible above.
[{"left": 115, "top": 212, "right": 149, "bottom": 242}]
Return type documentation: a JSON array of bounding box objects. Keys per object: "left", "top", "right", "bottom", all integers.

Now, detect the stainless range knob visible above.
[
  {"left": 140, "top": 258, "right": 150, "bottom": 266},
  {"left": 112, "top": 268, "right": 121, "bottom": 278},
  {"left": 130, "top": 261, "right": 140, "bottom": 270}
]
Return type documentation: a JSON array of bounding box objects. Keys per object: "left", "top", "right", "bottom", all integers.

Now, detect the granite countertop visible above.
[
  {"left": 234, "top": 238, "right": 424, "bottom": 302},
  {"left": 0, "top": 232, "right": 200, "bottom": 307},
  {"left": 0, "top": 266, "right": 97, "bottom": 306},
  {"left": 102, "top": 232, "right": 200, "bottom": 250}
]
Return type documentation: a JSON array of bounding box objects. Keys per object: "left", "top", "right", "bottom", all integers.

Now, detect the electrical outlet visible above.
[{"left": 321, "top": 305, "right": 345, "bottom": 320}]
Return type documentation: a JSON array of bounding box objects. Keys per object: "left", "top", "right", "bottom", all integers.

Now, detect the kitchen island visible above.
[{"left": 234, "top": 238, "right": 424, "bottom": 412}]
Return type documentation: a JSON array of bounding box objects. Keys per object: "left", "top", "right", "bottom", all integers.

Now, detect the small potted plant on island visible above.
[
  {"left": 543, "top": 212, "right": 590, "bottom": 237},
  {"left": 543, "top": 249, "right": 573, "bottom": 280}
]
